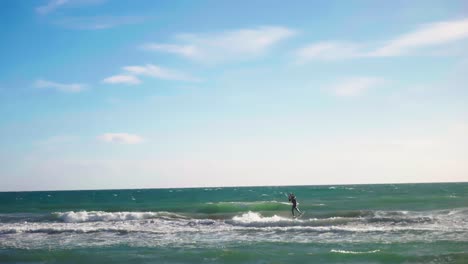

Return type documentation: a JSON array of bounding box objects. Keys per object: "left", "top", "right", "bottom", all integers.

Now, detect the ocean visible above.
[{"left": 0, "top": 183, "right": 467, "bottom": 263}]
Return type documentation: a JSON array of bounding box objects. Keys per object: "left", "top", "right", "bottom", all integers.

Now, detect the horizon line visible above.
[{"left": 1, "top": 180, "right": 466, "bottom": 193}]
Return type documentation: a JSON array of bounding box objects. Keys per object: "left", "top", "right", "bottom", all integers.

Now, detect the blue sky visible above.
[{"left": 1, "top": 0, "right": 467, "bottom": 191}]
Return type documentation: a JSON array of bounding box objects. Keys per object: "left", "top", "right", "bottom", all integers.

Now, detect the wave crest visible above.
[
  {"left": 331, "top": 249, "right": 380, "bottom": 254},
  {"left": 227, "top": 212, "right": 353, "bottom": 227},
  {"left": 54, "top": 211, "right": 185, "bottom": 223}
]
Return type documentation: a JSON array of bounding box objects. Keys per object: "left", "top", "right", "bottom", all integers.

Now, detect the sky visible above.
[{"left": 1, "top": 0, "right": 468, "bottom": 191}]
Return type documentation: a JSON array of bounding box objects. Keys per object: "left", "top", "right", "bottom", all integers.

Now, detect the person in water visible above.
[{"left": 288, "top": 193, "right": 302, "bottom": 217}]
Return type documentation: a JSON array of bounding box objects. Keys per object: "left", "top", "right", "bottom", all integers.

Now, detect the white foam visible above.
[
  {"left": 55, "top": 211, "right": 184, "bottom": 223},
  {"left": 232, "top": 212, "right": 292, "bottom": 224},
  {"left": 205, "top": 200, "right": 291, "bottom": 206},
  {"left": 2, "top": 208, "right": 468, "bottom": 250},
  {"left": 331, "top": 249, "right": 380, "bottom": 254}
]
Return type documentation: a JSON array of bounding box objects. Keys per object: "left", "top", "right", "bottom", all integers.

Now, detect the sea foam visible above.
[
  {"left": 55, "top": 211, "right": 184, "bottom": 223},
  {"left": 330, "top": 249, "right": 380, "bottom": 254}
]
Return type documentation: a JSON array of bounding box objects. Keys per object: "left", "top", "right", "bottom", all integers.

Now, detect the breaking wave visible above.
[
  {"left": 330, "top": 249, "right": 381, "bottom": 254},
  {"left": 228, "top": 212, "right": 353, "bottom": 227},
  {"left": 0, "top": 208, "right": 467, "bottom": 234},
  {"left": 1, "top": 208, "right": 468, "bottom": 250},
  {"left": 54, "top": 211, "right": 186, "bottom": 223}
]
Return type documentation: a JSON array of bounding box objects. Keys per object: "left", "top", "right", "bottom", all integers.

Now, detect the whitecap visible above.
[
  {"left": 331, "top": 249, "right": 380, "bottom": 254},
  {"left": 54, "top": 211, "right": 186, "bottom": 223}
]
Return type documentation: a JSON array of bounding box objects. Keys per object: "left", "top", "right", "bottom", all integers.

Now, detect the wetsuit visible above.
[{"left": 289, "top": 195, "right": 301, "bottom": 217}]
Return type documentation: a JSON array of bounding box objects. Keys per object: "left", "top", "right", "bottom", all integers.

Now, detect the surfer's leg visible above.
[
  {"left": 296, "top": 208, "right": 302, "bottom": 214},
  {"left": 291, "top": 207, "right": 295, "bottom": 217}
]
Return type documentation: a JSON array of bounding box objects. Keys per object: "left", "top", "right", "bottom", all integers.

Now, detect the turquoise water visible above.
[{"left": 1, "top": 183, "right": 467, "bottom": 263}]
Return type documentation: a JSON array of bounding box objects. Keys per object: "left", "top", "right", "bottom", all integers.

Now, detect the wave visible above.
[
  {"left": 0, "top": 216, "right": 219, "bottom": 235},
  {"left": 226, "top": 209, "right": 468, "bottom": 230},
  {"left": 197, "top": 200, "right": 290, "bottom": 214},
  {"left": 330, "top": 249, "right": 380, "bottom": 254},
  {"left": 54, "top": 211, "right": 186, "bottom": 223},
  {"left": 1, "top": 207, "right": 466, "bottom": 229},
  {"left": 3, "top": 206, "right": 468, "bottom": 226},
  {"left": 2, "top": 209, "right": 468, "bottom": 240},
  {"left": 228, "top": 212, "right": 357, "bottom": 227}
]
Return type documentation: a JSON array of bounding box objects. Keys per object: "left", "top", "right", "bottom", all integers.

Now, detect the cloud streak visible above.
[
  {"left": 36, "top": 0, "right": 105, "bottom": 15},
  {"left": 142, "top": 26, "right": 295, "bottom": 64},
  {"left": 142, "top": 44, "right": 197, "bottom": 58},
  {"left": 98, "top": 133, "right": 143, "bottom": 144},
  {"left": 54, "top": 15, "right": 145, "bottom": 30},
  {"left": 34, "top": 79, "right": 87, "bottom": 93},
  {"left": 36, "top": 0, "right": 70, "bottom": 15},
  {"left": 102, "top": 75, "right": 141, "bottom": 85},
  {"left": 296, "top": 18, "right": 468, "bottom": 62},
  {"left": 370, "top": 18, "right": 468, "bottom": 56},
  {"left": 123, "top": 64, "right": 198, "bottom": 82},
  {"left": 296, "top": 42, "right": 362, "bottom": 62},
  {"left": 103, "top": 64, "right": 198, "bottom": 85}
]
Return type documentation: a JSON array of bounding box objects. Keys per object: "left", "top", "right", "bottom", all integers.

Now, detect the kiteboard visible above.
[{"left": 294, "top": 211, "right": 305, "bottom": 219}]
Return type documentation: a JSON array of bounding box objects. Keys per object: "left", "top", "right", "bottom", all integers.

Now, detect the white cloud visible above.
[
  {"left": 327, "top": 77, "right": 383, "bottom": 97},
  {"left": 103, "top": 64, "right": 198, "bottom": 85},
  {"left": 143, "top": 26, "right": 295, "bottom": 63},
  {"left": 371, "top": 18, "right": 468, "bottom": 57},
  {"left": 18, "top": 120, "right": 468, "bottom": 191},
  {"left": 34, "top": 79, "right": 86, "bottom": 93},
  {"left": 54, "top": 15, "right": 145, "bottom": 30},
  {"left": 296, "top": 18, "right": 468, "bottom": 62},
  {"left": 123, "top": 64, "right": 198, "bottom": 82},
  {"left": 36, "top": 0, "right": 105, "bottom": 15},
  {"left": 98, "top": 133, "right": 143, "bottom": 144},
  {"left": 296, "top": 42, "right": 362, "bottom": 62},
  {"left": 141, "top": 44, "right": 198, "bottom": 57},
  {"left": 102, "top": 75, "right": 141, "bottom": 85},
  {"left": 36, "top": 0, "right": 69, "bottom": 15}
]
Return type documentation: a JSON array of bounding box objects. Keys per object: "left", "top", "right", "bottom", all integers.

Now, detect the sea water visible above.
[{"left": 0, "top": 183, "right": 467, "bottom": 263}]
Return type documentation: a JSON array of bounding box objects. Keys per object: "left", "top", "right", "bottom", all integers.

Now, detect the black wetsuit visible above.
[
  {"left": 291, "top": 197, "right": 297, "bottom": 208},
  {"left": 289, "top": 195, "right": 301, "bottom": 216}
]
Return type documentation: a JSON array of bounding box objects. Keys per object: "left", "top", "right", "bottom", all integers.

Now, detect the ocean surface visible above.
[{"left": 0, "top": 183, "right": 467, "bottom": 263}]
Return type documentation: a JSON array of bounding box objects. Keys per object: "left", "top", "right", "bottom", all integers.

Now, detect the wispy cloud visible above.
[
  {"left": 102, "top": 75, "right": 141, "bottom": 85},
  {"left": 54, "top": 15, "right": 145, "bottom": 30},
  {"left": 34, "top": 79, "right": 87, "bottom": 93},
  {"left": 142, "top": 26, "right": 295, "bottom": 64},
  {"left": 296, "top": 18, "right": 468, "bottom": 62},
  {"left": 296, "top": 42, "right": 362, "bottom": 62},
  {"left": 102, "top": 64, "right": 200, "bottom": 85},
  {"left": 123, "top": 64, "right": 198, "bottom": 82},
  {"left": 327, "top": 77, "right": 384, "bottom": 97},
  {"left": 36, "top": 0, "right": 69, "bottom": 15},
  {"left": 36, "top": 0, "right": 105, "bottom": 15},
  {"left": 142, "top": 44, "right": 197, "bottom": 57},
  {"left": 370, "top": 18, "right": 468, "bottom": 57},
  {"left": 104, "top": 64, "right": 198, "bottom": 84},
  {"left": 98, "top": 133, "right": 144, "bottom": 144}
]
